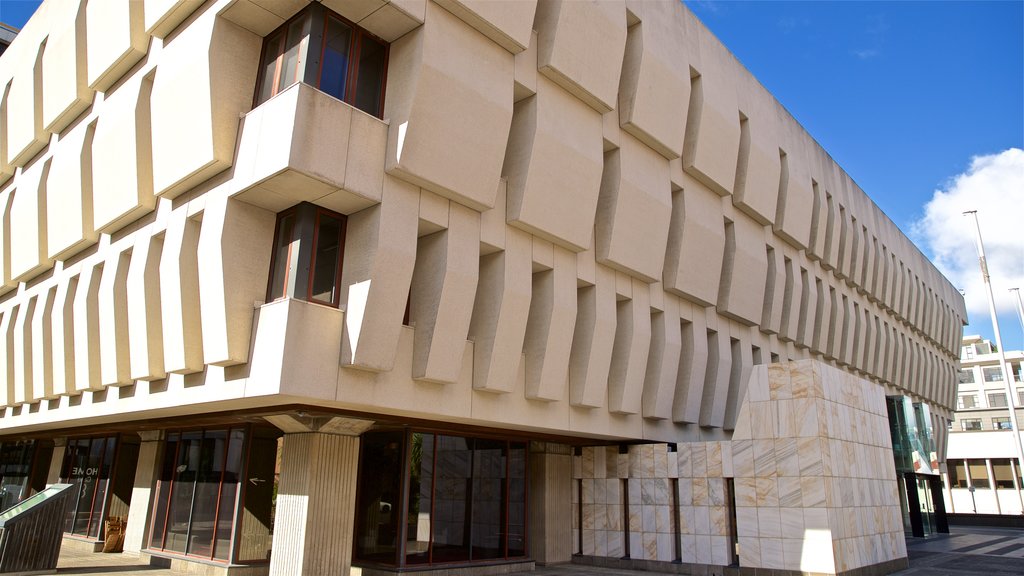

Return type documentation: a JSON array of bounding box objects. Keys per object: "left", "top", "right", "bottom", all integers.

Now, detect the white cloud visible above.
[{"left": 912, "top": 148, "right": 1024, "bottom": 323}]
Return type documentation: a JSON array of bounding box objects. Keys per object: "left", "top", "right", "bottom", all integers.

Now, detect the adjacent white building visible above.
[{"left": 944, "top": 335, "right": 1024, "bottom": 515}]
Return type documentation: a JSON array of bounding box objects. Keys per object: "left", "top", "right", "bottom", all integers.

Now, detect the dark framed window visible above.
[
  {"left": 267, "top": 203, "right": 347, "bottom": 307},
  {"left": 254, "top": 4, "right": 388, "bottom": 118},
  {"left": 987, "top": 393, "right": 1008, "bottom": 408},
  {"left": 961, "top": 419, "right": 982, "bottom": 431},
  {"left": 60, "top": 436, "right": 118, "bottom": 538},
  {"left": 993, "top": 417, "right": 1012, "bottom": 430},
  {"left": 148, "top": 425, "right": 281, "bottom": 564},
  {"left": 0, "top": 440, "right": 50, "bottom": 511},
  {"left": 968, "top": 460, "right": 990, "bottom": 488},
  {"left": 958, "top": 395, "right": 977, "bottom": 409},
  {"left": 992, "top": 459, "right": 1017, "bottom": 489},
  {"left": 983, "top": 367, "right": 1004, "bottom": 382},
  {"left": 354, "top": 429, "right": 528, "bottom": 568},
  {"left": 948, "top": 460, "right": 968, "bottom": 488},
  {"left": 958, "top": 369, "right": 975, "bottom": 384}
]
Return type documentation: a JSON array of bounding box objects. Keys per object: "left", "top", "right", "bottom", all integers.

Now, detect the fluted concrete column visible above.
[
  {"left": 528, "top": 442, "right": 573, "bottom": 564},
  {"left": 123, "top": 431, "right": 162, "bottom": 555},
  {"left": 268, "top": 416, "right": 373, "bottom": 576}
]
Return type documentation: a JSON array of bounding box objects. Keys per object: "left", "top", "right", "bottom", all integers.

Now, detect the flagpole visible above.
[{"left": 964, "top": 210, "right": 1024, "bottom": 512}]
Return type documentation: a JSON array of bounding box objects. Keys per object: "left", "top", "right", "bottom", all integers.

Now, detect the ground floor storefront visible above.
[{"left": 0, "top": 360, "right": 934, "bottom": 576}]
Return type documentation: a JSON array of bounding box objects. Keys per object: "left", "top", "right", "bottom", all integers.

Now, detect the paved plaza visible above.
[{"left": 53, "top": 525, "right": 1024, "bottom": 576}]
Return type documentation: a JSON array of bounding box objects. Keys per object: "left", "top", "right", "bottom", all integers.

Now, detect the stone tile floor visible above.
[{"left": 54, "top": 525, "right": 1024, "bottom": 576}]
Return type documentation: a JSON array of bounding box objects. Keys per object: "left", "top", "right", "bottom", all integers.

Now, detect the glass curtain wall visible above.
[
  {"left": 61, "top": 436, "right": 118, "bottom": 538},
  {"left": 0, "top": 441, "right": 38, "bottom": 511},
  {"left": 354, "top": 430, "right": 527, "bottom": 569}
]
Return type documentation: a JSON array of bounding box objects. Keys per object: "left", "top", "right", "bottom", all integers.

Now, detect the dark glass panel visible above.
[
  {"left": 470, "top": 439, "right": 505, "bottom": 560},
  {"left": 268, "top": 213, "right": 296, "bottom": 301},
  {"left": 507, "top": 442, "right": 527, "bottom": 557},
  {"left": 968, "top": 460, "right": 990, "bottom": 489},
  {"left": 187, "top": 430, "right": 227, "bottom": 557},
  {"left": 310, "top": 213, "right": 342, "bottom": 304},
  {"left": 354, "top": 430, "right": 405, "bottom": 564},
  {"left": 213, "top": 429, "right": 244, "bottom": 561},
  {"left": 0, "top": 442, "right": 33, "bottom": 510},
  {"left": 164, "top": 431, "right": 202, "bottom": 554},
  {"left": 354, "top": 35, "right": 386, "bottom": 116},
  {"left": 279, "top": 17, "right": 309, "bottom": 93},
  {"left": 405, "top": 433, "right": 433, "bottom": 565},
  {"left": 257, "top": 31, "right": 285, "bottom": 104},
  {"left": 150, "top": 433, "right": 180, "bottom": 550},
  {"left": 319, "top": 17, "right": 352, "bottom": 101},
  {"left": 431, "top": 435, "right": 471, "bottom": 563},
  {"left": 236, "top": 430, "right": 277, "bottom": 563},
  {"left": 86, "top": 437, "right": 116, "bottom": 538}
]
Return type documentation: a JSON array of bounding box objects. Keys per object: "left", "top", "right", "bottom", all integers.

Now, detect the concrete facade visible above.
[{"left": 0, "top": 1, "right": 964, "bottom": 575}]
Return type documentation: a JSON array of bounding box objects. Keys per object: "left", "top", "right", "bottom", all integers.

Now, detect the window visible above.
[
  {"left": 968, "top": 460, "right": 990, "bottom": 488},
  {"left": 987, "top": 393, "right": 1008, "bottom": 408},
  {"left": 149, "top": 426, "right": 280, "bottom": 564},
  {"left": 962, "top": 346, "right": 974, "bottom": 360},
  {"left": 958, "top": 369, "right": 975, "bottom": 384},
  {"left": 948, "top": 460, "right": 968, "bottom": 488},
  {"left": 983, "top": 367, "right": 1005, "bottom": 382},
  {"left": 0, "top": 441, "right": 47, "bottom": 511},
  {"left": 961, "top": 418, "right": 982, "bottom": 431},
  {"left": 354, "top": 430, "right": 528, "bottom": 568},
  {"left": 60, "top": 436, "right": 119, "bottom": 539},
  {"left": 255, "top": 4, "right": 388, "bottom": 118},
  {"left": 267, "top": 203, "right": 347, "bottom": 307},
  {"left": 992, "top": 459, "right": 1017, "bottom": 489},
  {"left": 993, "top": 417, "right": 1012, "bottom": 430},
  {"left": 1018, "top": 389, "right": 1024, "bottom": 407},
  {"left": 958, "top": 394, "right": 977, "bottom": 409}
]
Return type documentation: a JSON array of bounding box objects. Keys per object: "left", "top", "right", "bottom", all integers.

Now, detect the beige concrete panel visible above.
[
  {"left": 249, "top": 299, "right": 344, "bottom": 400},
  {"left": 72, "top": 262, "right": 103, "bottom": 393},
  {"left": 41, "top": 1, "right": 92, "bottom": 134},
  {"left": 595, "top": 133, "right": 672, "bottom": 282},
  {"left": 777, "top": 255, "right": 799, "bottom": 343},
  {"left": 353, "top": 1, "right": 425, "bottom": 43},
  {"left": 418, "top": 188, "right": 448, "bottom": 234},
  {"left": 86, "top": 0, "right": 148, "bottom": 92},
  {"left": 724, "top": 330, "right": 754, "bottom": 430},
  {"left": 151, "top": 15, "right": 260, "bottom": 199},
  {"left": 837, "top": 289, "right": 855, "bottom": 367},
  {"left": 217, "top": 0, "right": 286, "bottom": 36},
  {"left": 159, "top": 211, "right": 203, "bottom": 373},
  {"left": 533, "top": 0, "right": 626, "bottom": 113},
  {"left": 433, "top": 0, "right": 536, "bottom": 53},
  {"left": 13, "top": 297, "right": 36, "bottom": 405},
  {"left": 50, "top": 275, "right": 78, "bottom": 396},
  {"left": 699, "top": 326, "right": 731, "bottom": 428},
  {"left": 773, "top": 152, "right": 813, "bottom": 252},
  {"left": 410, "top": 203, "right": 480, "bottom": 383},
  {"left": 479, "top": 180, "right": 506, "bottom": 254},
  {"left": 682, "top": 47, "right": 740, "bottom": 196},
  {"left": 8, "top": 158, "right": 51, "bottom": 282},
  {"left": 523, "top": 246, "right": 577, "bottom": 401},
  {"left": 46, "top": 121, "right": 97, "bottom": 260},
  {"left": 642, "top": 293, "right": 681, "bottom": 420},
  {"left": 123, "top": 435, "right": 161, "bottom": 554},
  {"left": 663, "top": 180, "right": 724, "bottom": 307},
  {"left": 30, "top": 286, "right": 55, "bottom": 401},
  {"left": 233, "top": 83, "right": 384, "bottom": 215},
  {"left": 99, "top": 249, "right": 132, "bottom": 386},
  {"left": 145, "top": 0, "right": 204, "bottom": 37},
  {"left": 0, "top": 81, "right": 12, "bottom": 185},
  {"left": 6, "top": 43, "right": 47, "bottom": 167},
  {"left": 384, "top": 2, "right": 513, "bottom": 210},
  {"left": 811, "top": 275, "right": 831, "bottom": 355},
  {"left": 569, "top": 264, "right": 616, "bottom": 408},
  {"left": 514, "top": 31, "right": 538, "bottom": 102},
  {"left": 607, "top": 278, "right": 651, "bottom": 414},
  {"left": 504, "top": 76, "right": 603, "bottom": 251},
  {"left": 717, "top": 215, "right": 767, "bottom": 326},
  {"left": 760, "top": 243, "right": 784, "bottom": 335},
  {"left": 617, "top": 5, "right": 690, "bottom": 159},
  {"left": 796, "top": 265, "right": 817, "bottom": 349},
  {"left": 197, "top": 195, "right": 275, "bottom": 366},
  {"left": 91, "top": 73, "right": 155, "bottom": 234},
  {"left": 127, "top": 233, "right": 165, "bottom": 381},
  {"left": 731, "top": 107, "right": 780, "bottom": 225},
  {"left": 340, "top": 175, "right": 418, "bottom": 371},
  {"left": 0, "top": 191, "right": 10, "bottom": 295},
  {"left": 469, "top": 226, "right": 531, "bottom": 393},
  {"left": 0, "top": 306, "right": 16, "bottom": 406}
]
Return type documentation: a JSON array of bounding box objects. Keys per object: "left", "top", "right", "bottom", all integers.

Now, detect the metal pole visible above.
[
  {"left": 963, "top": 210, "right": 1024, "bottom": 512},
  {"left": 1011, "top": 288, "right": 1024, "bottom": 337}
]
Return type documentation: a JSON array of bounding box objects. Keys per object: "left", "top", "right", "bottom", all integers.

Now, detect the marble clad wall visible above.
[{"left": 573, "top": 360, "right": 906, "bottom": 574}]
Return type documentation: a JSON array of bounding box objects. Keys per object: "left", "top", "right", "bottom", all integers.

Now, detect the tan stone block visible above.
[
  {"left": 433, "top": 0, "right": 536, "bottom": 53},
  {"left": 86, "top": 0, "right": 148, "bottom": 92},
  {"left": 607, "top": 278, "right": 650, "bottom": 414},
  {"left": 144, "top": 0, "right": 204, "bottom": 37},
  {"left": 41, "top": 1, "right": 92, "bottom": 134}
]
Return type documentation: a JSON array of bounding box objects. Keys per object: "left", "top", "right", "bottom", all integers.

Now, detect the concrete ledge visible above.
[
  {"left": 572, "top": 554, "right": 909, "bottom": 576},
  {"left": 142, "top": 552, "right": 269, "bottom": 576},
  {"left": 948, "top": 513, "right": 1024, "bottom": 529},
  {"left": 352, "top": 560, "right": 534, "bottom": 576},
  {"left": 60, "top": 536, "right": 104, "bottom": 553}
]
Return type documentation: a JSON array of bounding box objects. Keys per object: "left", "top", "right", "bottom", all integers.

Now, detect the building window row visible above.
[{"left": 947, "top": 458, "right": 1021, "bottom": 490}]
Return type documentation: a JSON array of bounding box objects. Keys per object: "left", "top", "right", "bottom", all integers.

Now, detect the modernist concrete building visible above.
[
  {"left": 944, "top": 336, "right": 1024, "bottom": 515},
  {"left": 0, "top": 1, "right": 966, "bottom": 575}
]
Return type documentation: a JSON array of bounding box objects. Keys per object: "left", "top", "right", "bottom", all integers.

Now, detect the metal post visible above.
[
  {"left": 1011, "top": 287, "right": 1024, "bottom": 341},
  {"left": 964, "top": 210, "right": 1024, "bottom": 512}
]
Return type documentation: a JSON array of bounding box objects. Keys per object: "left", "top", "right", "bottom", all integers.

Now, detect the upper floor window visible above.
[
  {"left": 255, "top": 4, "right": 388, "bottom": 118},
  {"left": 961, "top": 418, "right": 982, "bottom": 431},
  {"left": 958, "top": 394, "right": 977, "bottom": 409},
  {"left": 987, "top": 393, "right": 1008, "bottom": 408},
  {"left": 267, "top": 203, "right": 347, "bottom": 308},
  {"left": 958, "top": 369, "right": 975, "bottom": 384},
  {"left": 983, "top": 366, "right": 1005, "bottom": 382},
  {"left": 992, "top": 417, "right": 1012, "bottom": 430}
]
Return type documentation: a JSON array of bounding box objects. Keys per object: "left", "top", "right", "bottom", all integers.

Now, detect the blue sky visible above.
[{"left": 1, "top": 0, "right": 1022, "bottom": 350}]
